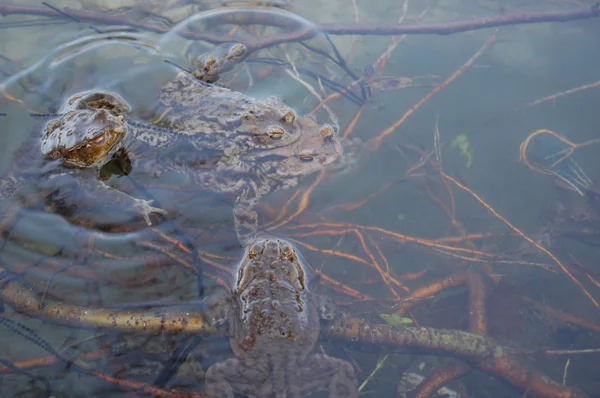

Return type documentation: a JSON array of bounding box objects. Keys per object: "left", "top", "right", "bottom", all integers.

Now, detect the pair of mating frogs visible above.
[
  {"left": 203, "top": 236, "right": 358, "bottom": 397},
  {"left": 0, "top": 43, "right": 344, "bottom": 244}
]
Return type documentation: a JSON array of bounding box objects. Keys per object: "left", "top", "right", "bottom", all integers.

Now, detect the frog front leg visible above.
[
  {"left": 232, "top": 199, "right": 258, "bottom": 246},
  {"left": 48, "top": 172, "right": 167, "bottom": 226},
  {"left": 297, "top": 354, "right": 358, "bottom": 398}
]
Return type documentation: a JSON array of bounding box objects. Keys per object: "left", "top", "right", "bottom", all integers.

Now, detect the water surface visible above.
[{"left": 0, "top": 0, "right": 599, "bottom": 397}]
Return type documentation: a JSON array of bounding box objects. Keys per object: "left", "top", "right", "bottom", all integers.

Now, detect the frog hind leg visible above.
[
  {"left": 232, "top": 199, "right": 258, "bottom": 246},
  {"left": 204, "top": 359, "right": 237, "bottom": 398},
  {"left": 205, "top": 358, "right": 268, "bottom": 398},
  {"left": 297, "top": 354, "right": 358, "bottom": 398},
  {"left": 61, "top": 174, "right": 167, "bottom": 226}
]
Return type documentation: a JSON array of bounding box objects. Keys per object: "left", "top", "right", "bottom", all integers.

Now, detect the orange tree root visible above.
[
  {"left": 414, "top": 361, "right": 470, "bottom": 398},
  {"left": 323, "top": 314, "right": 589, "bottom": 398}
]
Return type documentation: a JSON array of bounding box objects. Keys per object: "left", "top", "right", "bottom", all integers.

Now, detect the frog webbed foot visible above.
[
  {"left": 314, "top": 294, "right": 338, "bottom": 321},
  {"left": 204, "top": 358, "right": 242, "bottom": 398},
  {"left": 76, "top": 175, "right": 168, "bottom": 226},
  {"left": 132, "top": 198, "right": 168, "bottom": 226},
  {"left": 298, "top": 354, "right": 358, "bottom": 398},
  {"left": 202, "top": 293, "right": 231, "bottom": 330}
]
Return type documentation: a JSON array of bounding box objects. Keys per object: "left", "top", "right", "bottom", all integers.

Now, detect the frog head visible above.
[{"left": 41, "top": 108, "right": 126, "bottom": 168}]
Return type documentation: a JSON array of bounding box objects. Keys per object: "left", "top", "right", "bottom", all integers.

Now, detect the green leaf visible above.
[{"left": 450, "top": 134, "right": 473, "bottom": 168}]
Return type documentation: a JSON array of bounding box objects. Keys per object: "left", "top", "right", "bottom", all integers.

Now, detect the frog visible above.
[
  {"left": 136, "top": 43, "right": 306, "bottom": 155},
  {"left": 203, "top": 237, "right": 358, "bottom": 398},
  {"left": 541, "top": 179, "right": 600, "bottom": 228},
  {"left": 0, "top": 106, "right": 167, "bottom": 225},
  {"left": 131, "top": 43, "right": 344, "bottom": 243},
  {"left": 1, "top": 42, "right": 345, "bottom": 242},
  {"left": 189, "top": 42, "right": 248, "bottom": 84},
  {"left": 518, "top": 177, "right": 600, "bottom": 254}
]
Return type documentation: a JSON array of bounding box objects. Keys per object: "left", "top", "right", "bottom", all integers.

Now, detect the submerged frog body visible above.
[
  {"left": 204, "top": 237, "right": 358, "bottom": 398},
  {"left": 542, "top": 180, "right": 600, "bottom": 228},
  {"left": 0, "top": 43, "right": 344, "bottom": 242},
  {"left": 190, "top": 42, "right": 248, "bottom": 84}
]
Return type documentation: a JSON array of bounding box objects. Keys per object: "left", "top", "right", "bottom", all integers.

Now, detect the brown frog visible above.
[
  {"left": 204, "top": 237, "right": 358, "bottom": 398},
  {"left": 0, "top": 106, "right": 167, "bottom": 224},
  {"left": 136, "top": 44, "right": 308, "bottom": 155},
  {"left": 1, "top": 43, "right": 344, "bottom": 242},
  {"left": 138, "top": 43, "right": 344, "bottom": 243}
]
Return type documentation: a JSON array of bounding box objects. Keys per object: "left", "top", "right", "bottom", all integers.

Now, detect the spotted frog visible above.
[
  {"left": 0, "top": 43, "right": 344, "bottom": 242},
  {"left": 204, "top": 237, "right": 358, "bottom": 397}
]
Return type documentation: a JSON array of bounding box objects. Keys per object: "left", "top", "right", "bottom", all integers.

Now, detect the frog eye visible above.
[
  {"left": 268, "top": 126, "right": 285, "bottom": 140},
  {"left": 297, "top": 150, "right": 315, "bottom": 162},
  {"left": 229, "top": 43, "right": 247, "bottom": 59}
]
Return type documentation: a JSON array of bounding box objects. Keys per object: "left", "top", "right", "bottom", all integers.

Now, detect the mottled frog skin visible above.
[
  {"left": 0, "top": 43, "right": 344, "bottom": 243},
  {"left": 204, "top": 237, "right": 358, "bottom": 398}
]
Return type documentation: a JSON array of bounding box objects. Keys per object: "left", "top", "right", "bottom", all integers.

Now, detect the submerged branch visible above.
[
  {"left": 0, "top": 4, "right": 598, "bottom": 52},
  {"left": 0, "top": 266, "right": 213, "bottom": 335},
  {"left": 324, "top": 314, "right": 589, "bottom": 398}
]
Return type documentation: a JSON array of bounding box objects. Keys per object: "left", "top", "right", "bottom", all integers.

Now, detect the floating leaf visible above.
[
  {"left": 450, "top": 134, "right": 473, "bottom": 168},
  {"left": 379, "top": 313, "right": 414, "bottom": 326}
]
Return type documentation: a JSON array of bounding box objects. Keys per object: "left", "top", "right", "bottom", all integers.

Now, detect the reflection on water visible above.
[{"left": 0, "top": 0, "right": 599, "bottom": 397}]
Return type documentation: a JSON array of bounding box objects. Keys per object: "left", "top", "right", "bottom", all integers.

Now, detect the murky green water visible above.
[{"left": 0, "top": 0, "right": 599, "bottom": 397}]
